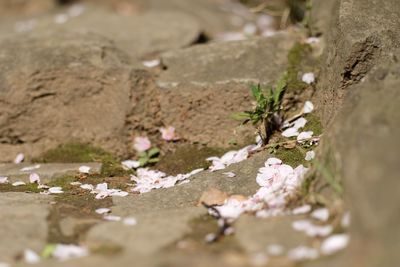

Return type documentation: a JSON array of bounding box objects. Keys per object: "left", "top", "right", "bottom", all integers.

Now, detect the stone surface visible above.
[
  {"left": 0, "top": 0, "right": 54, "bottom": 18},
  {"left": 158, "top": 33, "right": 296, "bottom": 88},
  {"left": 0, "top": 31, "right": 138, "bottom": 161},
  {"left": 329, "top": 55, "right": 400, "bottom": 267},
  {"left": 86, "top": 207, "right": 204, "bottom": 255},
  {"left": 0, "top": 163, "right": 102, "bottom": 183},
  {"left": 315, "top": 0, "right": 400, "bottom": 126},
  {"left": 0, "top": 192, "right": 51, "bottom": 263},
  {"left": 235, "top": 215, "right": 312, "bottom": 254}
]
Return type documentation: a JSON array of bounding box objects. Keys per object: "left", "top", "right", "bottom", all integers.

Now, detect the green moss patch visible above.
[
  {"left": 304, "top": 113, "right": 323, "bottom": 136},
  {"left": 286, "top": 42, "right": 312, "bottom": 92},
  {"left": 0, "top": 183, "right": 41, "bottom": 193},
  {"left": 275, "top": 146, "right": 306, "bottom": 167},
  {"left": 155, "top": 145, "right": 228, "bottom": 176}
]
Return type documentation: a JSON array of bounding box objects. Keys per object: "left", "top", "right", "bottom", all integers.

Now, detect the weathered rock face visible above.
[
  {"left": 0, "top": 31, "right": 136, "bottom": 161},
  {"left": 315, "top": 0, "right": 400, "bottom": 126},
  {"left": 314, "top": 0, "right": 400, "bottom": 266},
  {"left": 0, "top": 193, "right": 51, "bottom": 263},
  {"left": 156, "top": 34, "right": 297, "bottom": 147}
]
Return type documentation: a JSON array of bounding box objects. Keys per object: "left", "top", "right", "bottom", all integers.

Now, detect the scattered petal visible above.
[
  {"left": 302, "top": 73, "right": 315, "bottom": 84},
  {"left": 95, "top": 208, "right": 111, "bottom": 215},
  {"left": 49, "top": 187, "right": 64, "bottom": 194},
  {"left": 52, "top": 244, "right": 88, "bottom": 261},
  {"left": 297, "top": 131, "right": 313, "bottom": 142},
  {"left": 29, "top": 173, "right": 40, "bottom": 184},
  {"left": 0, "top": 177, "right": 9, "bottom": 184},
  {"left": 122, "top": 160, "right": 140, "bottom": 170},
  {"left": 70, "top": 182, "right": 82, "bottom": 186},
  {"left": 222, "top": 172, "right": 236, "bottom": 178},
  {"left": 78, "top": 166, "right": 91, "bottom": 174},
  {"left": 54, "top": 14, "right": 68, "bottom": 24},
  {"left": 320, "top": 234, "right": 349, "bottom": 255},
  {"left": 103, "top": 215, "right": 121, "bottom": 222},
  {"left": 160, "top": 126, "right": 179, "bottom": 141},
  {"left": 14, "top": 153, "right": 24, "bottom": 164},
  {"left": 20, "top": 164, "right": 41, "bottom": 172},
  {"left": 306, "top": 37, "right": 320, "bottom": 44},
  {"left": 24, "top": 249, "right": 40, "bottom": 264},
  {"left": 311, "top": 208, "right": 330, "bottom": 222},
  {"left": 80, "top": 184, "right": 94, "bottom": 190},
  {"left": 142, "top": 59, "right": 160, "bottom": 68},
  {"left": 267, "top": 244, "right": 284, "bottom": 256},
  {"left": 123, "top": 217, "right": 137, "bottom": 226},
  {"left": 288, "top": 246, "right": 318, "bottom": 261},
  {"left": 133, "top": 137, "right": 151, "bottom": 152},
  {"left": 305, "top": 151, "right": 315, "bottom": 161},
  {"left": 303, "top": 101, "right": 314, "bottom": 114},
  {"left": 292, "top": 205, "right": 312, "bottom": 215},
  {"left": 282, "top": 127, "right": 299, "bottom": 137},
  {"left": 341, "top": 212, "right": 351, "bottom": 228},
  {"left": 12, "top": 181, "right": 26, "bottom": 186}
]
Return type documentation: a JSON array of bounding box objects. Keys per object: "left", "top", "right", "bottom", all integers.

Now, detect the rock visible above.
[
  {"left": 158, "top": 34, "right": 296, "bottom": 87},
  {"left": 328, "top": 56, "right": 400, "bottom": 267},
  {"left": 0, "top": 193, "right": 51, "bottom": 263},
  {"left": 0, "top": 0, "right": 54, "bottom": 18},
  {"left": 0, "top": 163, "right": 102, "bottom": 183},
  {"left": 86, "top": 207, "right": 204, "bottom": 255},
  {"left": 235, "top": 215, "right": 312, "bottom": 254},
  {"left": 156, "top": 34, "right": 297, "bottom": 146},
  {"left": 315, "top": 0, "right": 400, "bottom": 125},
  {"left": 0, "top": 7, "right": 202, "bottom": 61},
  {"left": 0, "top": 31, "right": 140, "bottom": 161},
  {"left": 112, "top": 150, "right": 268, "bottom": 214}
]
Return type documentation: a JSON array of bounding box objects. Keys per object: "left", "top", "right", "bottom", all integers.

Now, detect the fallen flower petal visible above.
[
  {"left": 14, "top": 153, "right": 24, "bottom": 164},
  {"left": 95, "top": 208, "right": 111, "bottom": 215},
  {"left": 20, "top": 164, "right": 41, "bottom": 172},
  {"left": 49, "top": 187, "right": 64, "bottom": 194},
  {"left": 320, "top": 234, "right": 349, "bottom": 255},
  {"left": 305, "top": 151, "right": 315, "bottom": 161},
  {"left": 103, "top": 215, "right": 121, "bottom": 221},
  {"left": 133, "top": 136, "right": 151, "bottom": 152},
  {"left": 311, "top": 208, "right": 330, "bottom": 222},
  {"left": 52, "top": 244, "right": 88, "bottom": 261},
  {"left": 282, "top": 127, "right": 299, "bottom": 137},
  {"left": 122, "top": 160, "right": 140, "bottom": 170},
  {"left": 160, "top": 126, "right": 179, "bottom": 141},
  {"left": 222, "top": 172, "right": 236, "bottom": 178},
  {"left": 78, "top": 166, "right": 91, "bottom": 174},
  {"left": 292, "top": 205, "right": 312, "bottom": 215},
  {"left": 288, "top": 246, "right": 318, "bottom": 261},
  {"left": 123, "top": 217, "right": 137, "bottom": 226},
  {"left": 12, "top": 181, "right": 26, "bottom": 186},
  {"left": 303, "top": 101, "right": 314, "bottom": 114},
  {"left": 302, "top": 73, "right": 315, "bottom": 85},
  {"left": 142, "top": 59, "right": 160, "bottom": 68},
  {"left": 267, "top": 244, "right": 284, "bottom": 256},
  {"left": 24, "top": 249, "right": 40, "bottom": 264},
  {"left": 80, "top": 184, "right": 94, "bottom": 190},
  {"left": 29, "top": 173, "right": 40, "bottom": 184},
  {"left": 0, "top": 177, "right": 9, "bottom": 184},
  {"left": 297, "top": 131, "right": 313, "bottom": 142}
]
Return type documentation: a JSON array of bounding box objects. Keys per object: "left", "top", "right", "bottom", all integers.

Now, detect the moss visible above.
[
  {"left": 286, "top": 42, "right": 312, "bottom": 92},
  {"left": 0, "top": 183, "right": 41, "bottom": 193},
  {"left": 33, "top": 142, "right": 112, "bottom": 163},
  {"left": 91, "top": 244, "right": 123, "bottom": 256},
  {"left": 304, "top": 113, "right": 323, "bottom": 136},
  {"left": 155, "top": 145, "right": 229, "bottom": 176},
  {"left": 275, "top": 146, "right": 306, "bottom": 167},
  {"left": 34, "top": 142, "right": 132, "bottom": 177}
]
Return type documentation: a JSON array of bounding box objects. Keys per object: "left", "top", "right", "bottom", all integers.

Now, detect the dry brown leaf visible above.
[{"left": 197, "top": 188, "right": 229, "bottom": 206}]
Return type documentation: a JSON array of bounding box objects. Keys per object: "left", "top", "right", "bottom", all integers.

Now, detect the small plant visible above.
[
  {"left": 138, "top": 147, "right": 160, "bottom": 167},
  {"left": 233, "top": 73, "right": 287, "bottom": 145}
]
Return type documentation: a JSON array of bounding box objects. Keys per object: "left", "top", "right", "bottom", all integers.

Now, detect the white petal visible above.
[
  {"left": 142, "top": 59, "right": 160, "bottom": 68},
  {"left": 303, "top": 101, "right": 314, "bottom": 114},
  {"left": 282, "top": 127, "right": 299, "bottom": 137},
  {"left": 122, "top": 160, "right": 140, "bottom": 170},
  {"left": 80, "top": 184, "right": 94, "bottom": 190},
  {"left": 288, "top": 246, "right": 318, "bottom": 261},
  {"left": 49, "top": 187, "right": 64, "bottom": 194},
  {"left": 78, "top": 166, "right": 91, "bottom": 174},
  {"left": 320, "top": 234, "right": 349, "bottom": 255},
  {"left": 123, "top": 217, "right": 137, "bottom": 226},
  {"left": 292, "top": 205, "right": 312, "bottom": 215},
  {"left": 24, "top": 249, "right": 40, "bottom": 264},
  {"left": 12, "top": 181, "right": 26, "bottom": 186},
  {"left": 293, "top": 117, "right": 308, "bottom": 129},
  {"left": 341, "top": 212, "right": 351, "bottom": 228},
  {"left": 103, "top": 215, "right": 121, "bottom": 222},
  {"left": 266, "top": 244, "right": 284, "bottom": 256},
  {"left": 0, "top": 177, "right": 9, "bottom": 184},
  {"left": 305, "top": 151, "right": 316, "bottom": 161},
  {"left": 52, "top": 244, "right": 88, "bottom": 261},
  {"left": 297, "top": 131, "right": 313, "bottom": 142},
  {"left": 265, "top": 157, "right": 282, "bottom": 166},
  {"left": 20, "top": 164, "right": 41, "bottom": 172},
  {"left": 302, "top": 73, "right": 315, "bottom": 85},
  {"left": 14, "top": 153, "right": 25, "bottom": 164},
  {"left": 29, "top": 173, "right": 40, "bottom": 184},
  {"left": 95, "top": 208, "right": 111, "bottom": 215},
  {"left": 311, "top": 208, "right": 330, "bottom": 221},
  {"left": 222, "top": 172, "right": 236, "bottom": 178}
]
